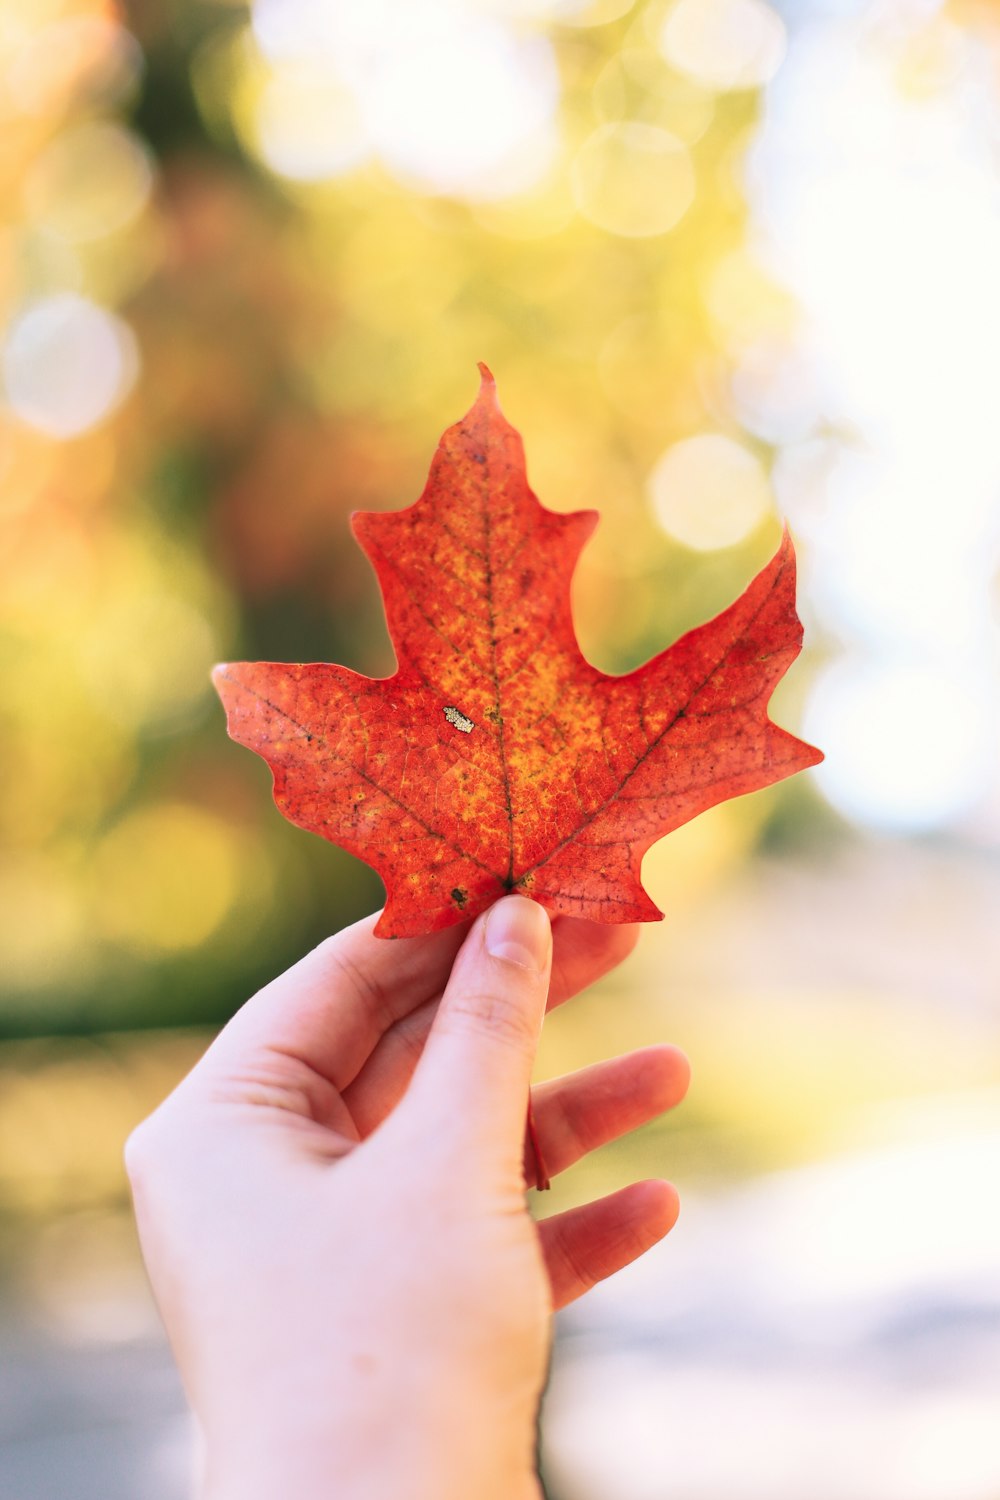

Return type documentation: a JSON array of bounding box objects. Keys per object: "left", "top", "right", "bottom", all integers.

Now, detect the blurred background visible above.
[{"left": 2, "top": 0, "right": 1000, "bottom": 1495}]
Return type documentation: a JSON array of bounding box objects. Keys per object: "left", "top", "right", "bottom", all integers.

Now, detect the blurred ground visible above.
[
  {"left": 545, "top": 1113, "right": 1000, "bottom": 1500},
  {"left": 0, "top": 1269, "right": 192, "bottom": 1500}
]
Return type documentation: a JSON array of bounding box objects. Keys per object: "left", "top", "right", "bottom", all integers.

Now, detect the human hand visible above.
[{"left": 126, "top": 896, "right": 689, "bottom": 1500}]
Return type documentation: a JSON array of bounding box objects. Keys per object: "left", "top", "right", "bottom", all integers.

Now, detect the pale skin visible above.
[{"left": 126, "top": 895, "right": 690, "bottom": 1500}]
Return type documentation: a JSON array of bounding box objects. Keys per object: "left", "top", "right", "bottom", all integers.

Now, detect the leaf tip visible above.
[
  {"left": 474, "top": 362, "right": 504, "bottom": 416},
  {"left": 576, "top": 507, "right": 600, "bottom": 542}
]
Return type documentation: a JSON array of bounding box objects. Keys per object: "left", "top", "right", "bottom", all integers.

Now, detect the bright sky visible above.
[{"left": 749, "top": 0, "right": 1000, "bottom": 834}]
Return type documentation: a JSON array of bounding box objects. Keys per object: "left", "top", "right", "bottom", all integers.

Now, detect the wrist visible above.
[
  {"left": 203, "top": 1441, "right": 538, "bottom": 1500},
  {"left": 200, "top": 1389, "right": 539, "bottom": 1500}
]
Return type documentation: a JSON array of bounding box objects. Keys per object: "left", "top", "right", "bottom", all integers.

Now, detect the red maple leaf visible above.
[{"left": 213, "top": 367, "right": 822, "bottom": 940}]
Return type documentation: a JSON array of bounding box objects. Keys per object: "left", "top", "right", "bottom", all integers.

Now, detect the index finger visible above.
[
  {"left": 194, "top": 908, "right": 640, "bottom": 1096},
  {"left": 194, "top": 914, "right": 468, "bottom": 1091},
  {"left": 342, "top": 917, "right": 639, "bottom": 1128}
]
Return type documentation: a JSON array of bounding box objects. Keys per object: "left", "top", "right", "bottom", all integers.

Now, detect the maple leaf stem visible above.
[{"left": 526, "top": 1096, "right": 550, "bottom": 1192}]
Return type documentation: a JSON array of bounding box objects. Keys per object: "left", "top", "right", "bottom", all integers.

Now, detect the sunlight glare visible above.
[
  {"left": 804, "top": 656, "right": 994, "bottom": 834},
  {"left": 750, "top": 5, "right": 1000, "bottom": 833},
  {"left": 251, "top": 0, "right": 558, "bottom": 197},
  {"left": 364, "top": 17, "right": 558, "bottom": 198}
]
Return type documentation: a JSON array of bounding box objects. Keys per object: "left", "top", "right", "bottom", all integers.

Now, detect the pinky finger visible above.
[{"left": 538, "top": 1180, "right": 680, "bottom": 1311}]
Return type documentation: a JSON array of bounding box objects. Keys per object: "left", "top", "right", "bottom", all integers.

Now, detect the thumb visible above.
[{"left": 404, "top": 896, "right": 552, "bottom": 1173}]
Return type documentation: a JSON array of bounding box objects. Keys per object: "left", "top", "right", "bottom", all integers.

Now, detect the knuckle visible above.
[
  {"left": 550, "top": 1216, "right": 597, "bottom": 1298},
  {"left": 122, "top": 1107, "right": 171, "bottom": 1187},
  {"left": 122, "top": 1120, "right": 153, "bottom": 1186},
  {"left": 441, "top": 989, "right": 539, "bottom": 1054},
  {"left": 326, "top": 945, "right": 393, "bottom": 1033}
]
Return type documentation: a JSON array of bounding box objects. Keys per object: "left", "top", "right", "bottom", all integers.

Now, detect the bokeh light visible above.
[
  {"left": 362, "top": 17, "right": 559, "bottom": 198},
  {"left": 659, "top": 0, "right": 786, "bottom": 92},
  {"left": 648, "top": 432, "right": 773, "bottom": 550},
  {"left": 254, "top": 62, "right": 367, "bottom": 181},
  {"left": 4, "top": 14, "right": 143, "bottom": 118},
  {"left": 248, "top": 0, "right": 559, "bottom": 197},
  {"left": 2, "top": 294, "right": 138, "bottom": 438},
  {"left": 571, "top": 122, "right": 695, "bottom": 236},
  {"left": 91, "top": 803, "right": 242, "bottom": 955},
  {"left": 24, "top": 121, "right": 153, "bottom": 242}
]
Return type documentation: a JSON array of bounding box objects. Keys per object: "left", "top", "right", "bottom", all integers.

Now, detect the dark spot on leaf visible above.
[{"left": 451, "top": 887, "right": 467, "bottom": 907}]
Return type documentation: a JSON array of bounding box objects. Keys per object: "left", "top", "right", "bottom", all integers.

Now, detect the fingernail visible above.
[{"left": 485, "top": 896, "right": 551, "bottom": 972}]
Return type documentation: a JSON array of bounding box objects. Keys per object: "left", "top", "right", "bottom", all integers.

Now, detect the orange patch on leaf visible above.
[{"left": 213, "top": 367, "right": 822, "bottom": 937}]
